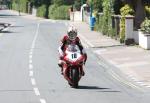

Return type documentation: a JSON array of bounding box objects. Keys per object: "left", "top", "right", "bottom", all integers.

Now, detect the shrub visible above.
[
  {"left": 141, "top": 18, "right": 150, "bottom": 34},
  {"left": 145, "top": 6, "right": 150, "bottom": 18},
  {"left": 48, "top": 5, "right": 70, "bottom": 20},
  {"left": 74, "top": 0, "right": 81, "bottom": 11},
  {"left": 52, "top": 0, "right": 64, "bottom": 6},
  {"left": 120, "top": 4, "right": 134, "bottom": 43},
  {"left": 37, "top": 5, "right": 46, "bottom": 17},
  {"left": 12, "top": 0, "right": 28, "bottom": 13},
  {"left": 48, "top": 5, "right": 57, "bottom": 19},
  {"left": 101, "top": 0, "right": 113, "bottom": 36},
  {"left": 12, "top": 2, "right": 18, "bottom": 10}
]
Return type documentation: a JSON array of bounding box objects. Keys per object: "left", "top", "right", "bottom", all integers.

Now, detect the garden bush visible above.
[
  {"left": 141, "top": 18, "right": 150, "bottom": 34},
  {"left": 101, "top": 0, "right": 113, "bottom": 36},
  {"left": 37, "top": 5, "right": 46, "bottom": 17},
  {"left": 145, "top": 6, "right": 150, "bottom": 18},
  {"left": 74, "top": 0, "right": 81, "bottom": 11},
  {"left": 12, "top": 2, "right": 17, "bottom": 10},
  {"left": 12, "top": 0, "right": 27, "bottom": 12},
  {"left": 49, "top": 5, "right": 70, "bottom": 20},
  {"left": 12, "top": 0, "right": 28, "bottom": 13}
]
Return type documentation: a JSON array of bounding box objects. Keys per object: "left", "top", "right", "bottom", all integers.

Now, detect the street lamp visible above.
[{"left": 81, "top": 4, "right": 88, "bottom": 21}]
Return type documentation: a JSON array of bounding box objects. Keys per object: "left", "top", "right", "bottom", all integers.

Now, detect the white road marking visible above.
[
  {"left": 29, "top": 70, "right": 33, "bottom": 77},
  {"left": 30, "top": 51, "right": 33, "bottom": 55},
  {"left": 136, "top": 81, "right": 143, "bottom": 84},
  {"left": 146, "top": 85, "right": 150, "bottom": 88},
  {"left": 29, "top": 55, "right": 32, "bottom": 59},
  {"left": 117, "top": 61, "right": 149, "bottom": 67},
  {"left": 40, "top": 99, "right": 47, "bottom": 103},
  {"left": 31, "top": 44, "right": 35, "bottom": 49},
  {"left": 98, "top": 61, "right": 141, "bottom": 90},
  {"left": 31, "top": 78, "right": 36, "bottom": 85},
  {"left": 29, "top": 59, "right": 32, "bottom": 64},
  {"left": 94, "top": 49, "right": 107, "bottom": 54},
  {"left": 139, "top": 83, "right": 148, "bottom": 86},
  {"left": 113, "top": 57, "right": 131, "bottom": 61},
  {"left": 34, "top": 87, "right": 40, "bottom": 96},
  {"left": 108, "top": 69, "right": 143, "bottom": 91},
  {"left": 30, "top": 23, "right": 39, "bottom": 49},
  {"left": 29, "top": 64, "right": 33, "bottom": 69},
  {"left": 28, "top": 23, "right": 47, "bottom": 102}
]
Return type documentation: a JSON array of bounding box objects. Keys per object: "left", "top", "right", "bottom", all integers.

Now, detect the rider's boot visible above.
[
  {"left": 80, "top": 67, "right": 85, "bottom": 76},
  {"left": 58, "top": 60, "right": 63, "bottom": 75},
  {"left": 82, "top": 70, "right": 85, "bottom": 76}
]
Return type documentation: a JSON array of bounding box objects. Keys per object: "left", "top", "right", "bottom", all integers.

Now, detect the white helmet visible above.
[{"left": 67, "top": 26, "right": 77, "bottom": 40}]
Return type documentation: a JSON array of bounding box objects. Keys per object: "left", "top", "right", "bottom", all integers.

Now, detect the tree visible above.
[
  {"left": 30, "top": 0, "right": 51, "bottom": 7},
  {"left": 64, "top": 0, "right": 74, "bottom": 5},
  {"left": 52, "top": 0, "right": 64, "bottom": 5},
  {"left": 86, "top": 0, "right": 103, "bottom": 12},
  {"left": 114, "top": 0, "right": 123, "bottom": 14}
]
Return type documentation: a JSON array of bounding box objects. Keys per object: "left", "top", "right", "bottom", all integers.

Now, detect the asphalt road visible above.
[{"left": 0, "top": 10, "right": 150, "bottom": 103}]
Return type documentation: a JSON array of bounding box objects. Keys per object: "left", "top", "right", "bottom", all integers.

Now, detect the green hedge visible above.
[
  {"left": 37, "top": 5, "right": 47, "bottom": 17},
  {"left": 12, "top": 2, "right": 17, "bottom": 10},
  {"left": 48, "top": 5, "right": 70, "bottom": 20},
  {"left": 12, "top": 0, "right": 27, "bottom": 13},
  {"left": 100, "top": 0, "right": 113, "bottom": 36},
  {"left": 48, "top": 5, "right": 57, "bottom": 19}
]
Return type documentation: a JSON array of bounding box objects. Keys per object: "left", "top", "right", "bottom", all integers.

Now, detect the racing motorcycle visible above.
[{"left": 62, "top": 44, "right": 85, "bottom": 88}]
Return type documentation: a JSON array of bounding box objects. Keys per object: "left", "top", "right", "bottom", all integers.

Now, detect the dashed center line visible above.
[
  {"left": 29, "top": 64, "right": 33, "bottom": 69},
  {"left": 29, "top": 70, "right": 33, "bottom": 77},
  {"left": 31, "top": 78, "right": 36, "bottom": 85},
  {"left": 30, "top": 51, "right": 33, "bottom": 55},
  {"left": 40, "top": 99, "right": 46, "bottom": 103},
  {"left": 34, "top": 87, "right": 40, "bottom": 96},
  {"left": 29, "top": 59, "right": 32, "bottom": 64},
  {"left": 29, "top": 55, "right": 32, "bottom": 59},
  {"left": 28, "top": 23, "right": 47, "bottom": 103}
]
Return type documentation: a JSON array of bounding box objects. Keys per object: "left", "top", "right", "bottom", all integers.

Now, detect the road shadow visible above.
[
  {"left": 0, "top": 31, "right": 17, "bottom": 33},
  {"left": 77, "top": 85, "right": 110, "bottom": 90},
  {"left": 92, "top": 44, "right": 124, "bottom": 49},
  {"left": 10, "top": 25, "right": 24, "bottom": 28},
  {"left": 77, "top": 85, "right": 121, "bottom": 93},
  {"left": 0, "top": 14, "right": 17, "bottom": 17},
  {"left": 97, "top": 90, "right": 121, "bottom": 93}
]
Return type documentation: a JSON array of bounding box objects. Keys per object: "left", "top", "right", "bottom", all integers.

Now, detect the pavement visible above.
[{"left": 70, "top": 21, "right": 150, "bottom": 88}]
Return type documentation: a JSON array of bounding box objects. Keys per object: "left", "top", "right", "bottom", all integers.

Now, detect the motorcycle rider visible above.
[{"left": 58, "top": 26, "right": 87, "bottom": 76}]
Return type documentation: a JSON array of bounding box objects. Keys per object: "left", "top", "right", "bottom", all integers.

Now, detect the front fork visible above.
[{"left": 62, "top": 64, "right": 83, "bottom": 83}]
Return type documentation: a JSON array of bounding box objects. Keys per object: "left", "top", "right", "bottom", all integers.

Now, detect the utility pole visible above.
[
  {"left": 90, "top": 0, "right": 93, "bottom": 17},
  {"left": 18, "top": 0, "right": 21, "bottom": 16}
]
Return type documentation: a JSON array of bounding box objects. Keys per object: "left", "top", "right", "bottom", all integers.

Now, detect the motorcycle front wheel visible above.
[{"left": 71, "top": 68, "right": 79, "bottom": 88}]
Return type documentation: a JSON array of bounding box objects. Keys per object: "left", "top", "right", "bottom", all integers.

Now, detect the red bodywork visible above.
[{"left": 62, "top": 54, "right": 85, "bottom": 85}]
